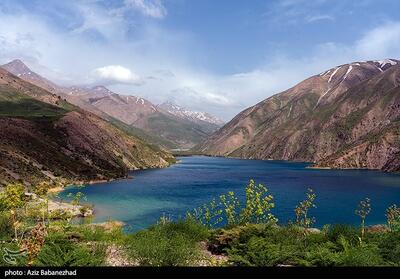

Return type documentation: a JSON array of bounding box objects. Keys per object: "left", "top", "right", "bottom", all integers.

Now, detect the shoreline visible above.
[{"left": 186, "top": 154, "right": 399, "bottom": 173}]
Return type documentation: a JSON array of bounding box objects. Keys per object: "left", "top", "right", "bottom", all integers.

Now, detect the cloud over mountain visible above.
[{"left": 91, "top": 65, "right": 143, "bottom": 85}]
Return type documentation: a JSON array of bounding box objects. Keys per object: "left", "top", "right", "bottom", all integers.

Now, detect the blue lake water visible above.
[{"left": 59, "top": 156, "right": 400, "bottom": 231}]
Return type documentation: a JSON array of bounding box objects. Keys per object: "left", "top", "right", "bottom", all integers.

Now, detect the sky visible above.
[{"left": 1, "top": 0, "right": 400, "bottom": 120}]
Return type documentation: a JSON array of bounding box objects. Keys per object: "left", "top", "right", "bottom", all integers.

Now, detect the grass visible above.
[
  {"left": 0, "top": 87, "right": 70, "bottom": 119},
  {"left": 146, "top": 113, "right": 209, "bottom": 145},
  {"left": 106, "top": 116, "right": 179, "bottom": 150},
  {"left": 124, "top": 218, "right": 210, "bottom": 266}
]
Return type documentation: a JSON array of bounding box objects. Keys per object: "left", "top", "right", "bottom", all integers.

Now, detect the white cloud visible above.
[
  {"left": 355, "top": 21, "right": 400, "bottom": 59},
  {"left": 123, "top": 0, "right": 167, "bottom": 19},
  {"left": 91, "top": 65, "right": 143, "bottom": 85},
  {"left": 306, "top": 14, "right": 335, "bottom": 23},
  {"left": 0, "top": 1, "right": 399, "bottom": 121}
]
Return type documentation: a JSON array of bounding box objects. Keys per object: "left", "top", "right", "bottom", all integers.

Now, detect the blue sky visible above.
[{"left": 1, "top": 0, "right": 400, "bottom": 119}]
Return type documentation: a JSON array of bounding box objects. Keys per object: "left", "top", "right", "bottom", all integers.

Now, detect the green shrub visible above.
[
  {"left": 366, "top": 232, "right": 400, "bottom": 265},
  {"left": 75, "top": 225, "right": 126, "bottom": 244},
  {"left": 302, "top": 243, "right": 341, "bottom": 266},
  {"left": 228, "top": 236, "right": 301, "bottom": 266},
  {"left": 34, "top": 234, "right": 106, "bottom": 266},
  {"left": 326, "top": 224, "right": 360, "bottom": 247},
  {"left": 126, "top": 218, "right": 209, "bottom": 266},
  {"left": 337, "top": 244, "right": 384, "bottom": 266},
  {"left": 0, "top": 211, "right": 13, "bottom": 240}
]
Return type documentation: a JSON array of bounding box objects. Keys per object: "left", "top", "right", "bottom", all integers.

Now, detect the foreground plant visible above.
[
  {"left": 34, "top": 182, "right": 51, "bottom": 225},
  {"left": 21, "top": 222, "right": 48, "bottom": 265},
  {"left": 294, "top": 188, "right": 316, "bottom": 229},
  {"left": 241, "top": 180, "right": 277, "bottom": 225},
  {"left": 0, "top": 183, "right": 27, "bottom": 241},
  {"left": 126, "top": 218, "right": 209, "bottom": 266},
  {"left": 355, "top": 198, "right": 371, "bottom": 240},
  {"left": 386, "top": 204, "right": 400, "bottom": 232},
  {"left": 188, "top": 180, "right": 277, "bottom": 228}
]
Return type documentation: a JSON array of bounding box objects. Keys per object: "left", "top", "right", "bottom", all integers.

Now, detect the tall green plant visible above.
[
  {"left": 355, "top": 198, "right": 371, "bottom": 240},
  {"left": 188, "top": 180, "right": 277, "bottom": 228},
  {"left": 220, "top": 192, "right": 240, "bottom": 226},
  {"left": 187, "top": 198, "right": 223, "bottom": 228},
  {"left": 0, "top": 183, "right": 27, "bottom": 241},
  {"left": 294, "top": 188, "right": 317, "bottom": 229},
  {"left": 34, "top": 181, "right": 51, "bottom": 225},
  {"left": 240, "top": 180, "right": 277, "bottom": 224},
  {"left": 385, "top": 204, "right": 400, "bottom": 232}
]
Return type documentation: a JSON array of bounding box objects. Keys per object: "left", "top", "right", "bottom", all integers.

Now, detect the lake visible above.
[{"left": 59, "top": 156, "right": 400, "bottom": 231}]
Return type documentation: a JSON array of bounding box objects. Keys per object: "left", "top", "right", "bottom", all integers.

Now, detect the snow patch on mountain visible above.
[
  {"left": 159, "top": 101, "right": 224, "bottom": 125},
  {"left": 374, "top": 59, "right": 397, "bottom": 68},
  {"left": 343, "top": 65, "right": 353, "bottom": 81},
  {"left": 328, "top": 67, "right": 341, "bottom": 83}
]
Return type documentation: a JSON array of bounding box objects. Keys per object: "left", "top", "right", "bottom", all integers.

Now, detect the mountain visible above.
[
  {"left": 195, "top": 59, "right": 400, "bottom": 172},
  {"left": 82, "top": 93, "right": 216, "bottom": 149},
  {"left": 0, "top": 67, "right": 174, "bottom": 186},
  {"left": 158, "top": 101, "right": 224, "bottom": 126},
  {"left": 1, "top": 60, "right": 217, "bottom": 149},
  {"left": 1, "top": 59, "right": 60, "bottom": 94}
]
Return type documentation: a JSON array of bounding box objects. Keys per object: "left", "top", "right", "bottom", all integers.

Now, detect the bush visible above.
[
  {"left": 228, "top": 236, "right": 301, "bottom": 266},
  {"left": 366, "top": 232, "right": 400, "bottom": 265},
  {"left": 125, "top": 218, "right": 209, "bottom": 266},
  {"left": 213, "top": 223, "right": 395, "bottom": 267},
  {"left": 0, "top": 211, "right": 13, "bottom": 240},
  {"left": 74, "top": 224, "right": 126, "bottom": 244},
  {"left": 34, "top": 233, "right": 106, "bottom": 266},
  {"left": 303, "top": 244, "right": 341, "bottom": 267},
  {"left": 337, "top": 244, "right": 384, "bottom": 266},
  {"left": 326, "top": 224, "right": 360, "bottom": 247}
]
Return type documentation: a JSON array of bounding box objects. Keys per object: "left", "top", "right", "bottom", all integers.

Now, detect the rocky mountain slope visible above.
[
  {"left": 71, "top": 91, "right": 216, "bottom": 149},
  {"left": 195, "top": 59, "right": 400, "bottom": 172},
  {"left": 159, "top": 101, "right": 224, "bottom": 126},
  {"left": 1, "top": 60, "right": 221, "bottom": 149},
  {"left": 0, "top": 68, "right": 174, "bottom": 186}
]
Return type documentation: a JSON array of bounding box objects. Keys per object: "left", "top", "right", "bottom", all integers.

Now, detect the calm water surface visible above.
[{"left": 60, "top": 156, "right": 400, "bottom": 230}]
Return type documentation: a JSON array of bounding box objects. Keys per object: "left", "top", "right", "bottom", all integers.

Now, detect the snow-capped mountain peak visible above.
[{"left": 159, "top": 101, "right": 224, "bottom": 126}]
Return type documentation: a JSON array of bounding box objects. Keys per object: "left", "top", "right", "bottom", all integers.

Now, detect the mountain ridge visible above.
[
  {"left": 195, "top": 59, "right": 400, "bottom": 172},
  {"left": 1, "top": 59, "right": 222, "bottom": 149},
  {"left": 0, "top": 67, "right": 175, "bottom": 186}
]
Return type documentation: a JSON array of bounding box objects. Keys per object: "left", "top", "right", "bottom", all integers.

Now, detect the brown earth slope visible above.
[
  {"left": 195, "top": 59, "right": 400, "bottom": 171},
  {"left": 0, "top": 69, "right": 174, "bottom": 186},
  {"left": 2, "top": 60, "right": 221, "bottom": 149}
]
